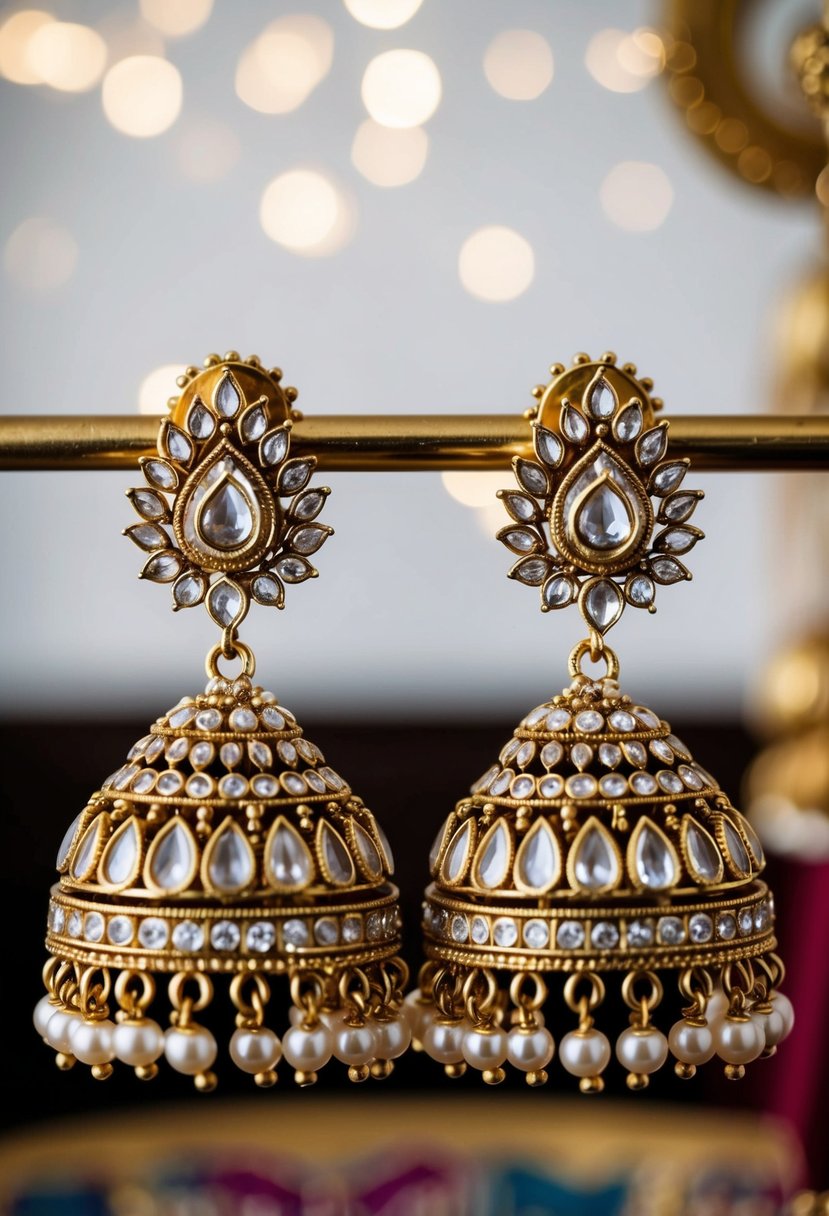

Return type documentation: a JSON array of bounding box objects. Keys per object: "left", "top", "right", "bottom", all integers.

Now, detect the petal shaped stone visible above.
[
  {"left": 650, "top": 557, "right": 688, "bottom": 584},
  {"left": 146, "top": 820, "right": 197, "bottom": 892},
  {"left": 570, "top": 819, "right": 619, "bottom": 891},
  {"left": 173, "top": 572, "right": 205, "bottom": 608},
  {"left": 635, "top": 423, "right": 669, "bottom": 467},
  {"left": 207, "top": 579, "right": 244, "bottom": 628},
  {"left": 613, "top": 402, "right": 643, "bottom": 442},
  {"left": 142, "top": 551, "right": 182, "bottom": 582},
  {"left": 265, "top": 817, "right": 313, "bottom": 890},
  {"left": 584, "top": 372, "right": 617, "bottom": 419},
  {"left": 100, "top": 818, "right": 141, "bottom": 886},
  {"left": 514, "top": 458, "right": 548, "bottom": 496},
  {"left": 186, "top": 399, "right": 215, "bottom": 440},
  {"left": 474, "top": 821, "right": 512, "bottom": 889},
  {"left": 278, "top": 458, "right": 314, "bottom": 495},
  {"left": 683, "top": 818, "right": 722, "bottom": 883},
  {"left": 627, "top": 574, "right": 655, "bottom": 606},
  {"left": 543, "top": 575, "right": 576, "bottom": 609},
  {"left": 56, "top": 811, "right": 83, "bottom": 869},
  {"left": 441, "top": 820, "right": 475, "bottom": 883},
  {"left": 214, "top": 371, "right": 242, "bottom": 418},
  {"left": 533, "top": 424, "right": 563, "bottom": 467},
  {"left": 575, "top": 478, "right": 634, "bottom": 549},
  {"left": 71, "top": 816, "right": 108, "bottom": 880},
  {"left": 722, "top": 816, "right": 751, "bottom": 875},
  {"left": 649, "top": 461, "right": 687, "bottom": 496},
  {"left": 352, "top": 821, "right": 383, "bottom": 879},
  {"left": 204, "top": 819, "right": 255, "bottom": 893},
  {"left": 240, "top": 402, "right": 267, "bottom": 442},
  {"left": 260, "top": 427, "right": 290, "bottom": 467},
  {"left": 514, "top": 818, "right": 560, "bottom": 892},
  {"left": 142, "top": 458, "right": 178, "bottom": 491},
  {"left": 561, "top": 402, "right": 589, "bottom": 443},
  {"left": 429, "top": 819, "right": 451, "bottom": 872},
  {"left": 317, "top": 820, "right": 355, "bottom": 886},
  {"left": 369, "top": 815, "right": 395, "bottom": 874},
  {"left": 583, "top": 579, "right": 623, "bottom": 632},
  {"left": 630, "top": 818, "right": 679, "bottom": 890},
  {"left": 161, "top": 422, "right": 192, "bottom": 465},
  {"left": 252, "top": 574, "right": 282, "bottom": 605},
  {"left": 661, "top": 492, "right": 700, "bottom": 523},
  {"left": 201, "top": 478, "right": 254, "bottom": 548},
  {"left": 731, "top": 809, "right": 765, "bottom": 867}
]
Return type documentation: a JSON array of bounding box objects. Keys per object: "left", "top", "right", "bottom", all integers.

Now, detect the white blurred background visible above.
[{"left": 0, "top": 0, "right": 820, "bottom": 721}]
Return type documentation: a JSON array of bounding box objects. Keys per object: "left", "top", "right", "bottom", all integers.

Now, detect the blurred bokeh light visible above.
[
  {"left": 483, "top": 29, "right": 554, "bottom": 101},
  {"left": 351, "top": 120, "right": 428, "bottom": 187},
  {"left": 458, "top": 225, "right": 535, "bottom": 302},
  {"left": 361, "top": 49, "right": 441, "bottom": 128},
  {"left": 101, "top": 55, "right": 183, "bottom": 137}
]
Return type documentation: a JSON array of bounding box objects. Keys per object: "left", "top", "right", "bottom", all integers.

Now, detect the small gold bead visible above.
[
  {"left": 761, "top": 1045, "right": 777, "bottom": 1059},
  {"left": 626, "top": 1071, "right": 649, "bottom": 1091},
  {"left": 370, "top": 1059, "right": 394, "bottom": 1080},
  {"left": 578, "top": 1075, "right": 604, "bottom": 1094},
  {"left": 444, "top": 1062, "right": 467, "bottom": 1079},
  {"left": 482, "top": 1067, "right": 506, "bottom": 1086},
  {"left": 92, "top": 1063, "right": 114, "bottom": 1081},
  {"left": 255, "top": 1070, "right": 278, "bottom": 1088},
  {"left": 724, "top": 1063, "right": 745, "bottom": 1081},
  {"left": 294, "top": 1070, "right": 318, "bottom": 1087},
  {"left": 348, "top": 1064, "right": 371, "bottom": 1083},
  {"left": 224, "top": 350, "right": 240, "bottom": 361},
  {"left": 135, "top": 1063, "right": 158, "bottom": 1081},
  {"left": 55, "top": 1053, "right": 75, "bottom": 1071},
  {"left": 194, "top": 1070, "right": 218, "bottom": 1092},
  {"left": 674, "top": 1062, "right": 696, "bottom": 1079},
  {"left": 526, "top": 1069, "right": 548, "bottom": 1087}
]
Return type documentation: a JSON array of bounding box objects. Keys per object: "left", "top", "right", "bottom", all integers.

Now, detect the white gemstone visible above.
[
  {"left": 352, "top": 822, "right": 383, "bottom": 877},
  {"left": 186, "top": 773, "right": 214, "bottom": 798},
  {"left": 630, "top": 772, "right": 657, "bottom": 795},
  {"left": 627, "top": 575, "right": 655, "bottom": 606},
  {"left": 586, "top": 374, "right": 617, "bottom": 418},
  {"left": 515, "top": 740, "right": 536, "bottom": 768},
  {"left": 657, "top": 770, "right": 683, "bottom": 794},
  {"left": 211, "top": 920, "right": 241, "bottom": 950},
  {"left": 623, "top": 741, "right": 648, "bottom": 766},
  {"left": 267, "top": 821, "right": 313, "bottom": 887},
  {"left": 576, "top": 480, "right": 633, "bottom": 550},
  {"left": 584, "top": 580, "right": 623, "bottom": 631},
  {"left": 247, "top": 921, "right": 276, "bottom": 952},
  {"left": 207, "top": 580, "right": 244, "bottom": 627},
  {"left": 143, "top": 458, "right": 177, "bottom": 490},
  {"left": 186, "top": 399, "right": 215, "bottom": 439},
  {"left": 107, "top": 915, "right": 134, "bottom": 946},
  {"left": 144, "top": 551, "right": 181, "bottom": 582},
  {"left": 277, "top": 557, "right": 310, "bottom": 583},
  {"left": 149, "top": 822, "right": 195, "bottom": 890},
  {"left": 722, "top": 819, "right": 751, "bottom": 874},
  {"left": 493, "top": 917, "right": 518, "bottom": 947},
  {"left": 543, "top": 576, "right": 575, "bottom": 608},
  {"left": 572, "top": 823, "right": 619, "bottom": 889},
  {"left": 565, "top": 774, "right": 597, "bottom": 798},
  {"left": 253, "top": 574, "right": 281, "bottom": 604},
  {"left": 131, "top": 768, "right": 156, "bottom": 793},
  {"left": 636, "top": 708, "right": 661, "bottom": 729},
  {"left": 215, "top": 372, "right": 241, "bottom": 417},
  {"left": 67, "top": 911, "right": 82, "bottom": 937},
  {"left": 261, "top": 427, "right": 289, "bottom": 465},
  {"left": 156, "top": 770, "right": 184, "bottom": 795},
  {"left": 524, "top": 919, "right": 550, "bottom": 948},
  {"left": 71, "top": 819, "right": 103, "bottom": 879},
  {"left": 450, "top": 915, "right": 469, "bottom": 943},
  {"left": 599, "top": 774, "right": 627, "bottom": 798},
  {"left": 195, "top": 708, "right": 222, "bottom": 731},
  {"left": 303, "top": 770, "right": 325, "bottom": 792},
  {"left": 220, "top": 741, "right": 242, "bottom": 767},
  {"left": 561, "top": 403, "right": 589, "bottom": 442},
  {"left": 608, "top": 711, "right": 636, "bottom": 732},
  {"left": 650, "top": 461, "right": 687, "bottom": 494},
  {"left": 281, "top": 773, "right": 308, "bottom": 795},
  {"left": 541, "top": 741, "right": 563, "bottom": 767},
  {"left": 219, "top": 774, "right": 248, "bottom": 798},
  {"left": 633, "top": 822, "right": 678, "bottom": 890},
  {"left": 489, "top": 769, "right": 513, "bottom": 797},
  {"left": 249, "top": 741, "right": 273, "bottom": 769},
  {"left": 443, "top": 821, "right": 474, "bottom": 880},
  {"left": 261, "top": 707, "right": 286, "bottom": 729},
  {"left": 510, "top": 774, "right": 535, "bottom": 799},
  {"left": 717, "top": 912, "right": 737, "bottom": 940},
  {"left": 102, "top": 820, "right": 140, "bottom": 885},
  {"left": 138, "top": 917, "right": 169, "bottom": 948},
  {"left": 366, "top": 912, "right": 385, "bottom": 940},
  {"left": 471, "top": 763, "right": 499, "bottom": 794},
  {"left": 113, "top": 765, "right": 139, "bottom": 791},
  {"left": 207, "top": 823, "right": 253, "bottom": 890},
  {"left": 755, "top": 902, "right": 770, "bottom": 932},
  {"left": 277, "top": 740, "right": 298, "bottom": 766},
  {"left": 319, "top": 821, "right": 353, "bottom": 885},
  {"left": 574, "top": 710, "right": 603, "bottom": 733},
  {"left": 657, "top": 916, "right": 685, "bottom": 945},
  {"left": 614, "top": 402, "right": 643, "bottom": 441},
  {"left": 534, "top": 425, "right": 563, "bottom": 466},
  {"left": 84, "top": 912, "right": 105, "bottom": 942},
  {"left": 591, "top": 920, "right": 619, "bottom": 949},
  {"left": 144, "top": 737, "right": 165, "bottom": 762},
  {"left": 732, "top": 810, "right": 765, "bottom": 867},
  {"left": 164, "top": 425, "right": 192, "bottom": 463},
  {"left": 627, "top": 918, "right": 654, "bottom": 947},
  {"left": 313, "top": 917, "right": 339, "bottom": 946},
  {"left": 251, "top": 774, "right": 278, "bottom": 797},
  {"left": 133, "top": 489, "right": 166, "bottom": 519},
  {"left": 342, "top": 916, "right": 362, "bottom": 943},
  {"left": 546, "top": 709, "right": 571, "bottom": 730},
  {"left": 598, "top": 743, "right": 622, "bottom": 768},
  {"left": 476, "top": 822, "right": 511, "bottom": 888},
  {"left": 172, "top": 920, "right": 204, "bottom": 951},
  {"left": 523, "top": 704, "right": 551, "bottom": 727},
  {"left": 636, "top": 424, "right": 668, "bottom": 466},
  {"left": 649, "top": 739, "right": 674, "bottom": 764},
  {"left": 556, "top": 920, "right": 585, "bottom": 949},
  {"left": 50, "top": 905, "right": 66, "bottom": 933},
  {"left": 283, "top": 918, "right": 309, "bottom": 948},
  {"left": 651, "top": 557, "right": 686, "bottom": 584},
  {"left": 570, "top": 742, "right": 594, "bottom": 769},
  {"left": 738, "top": 908, "right": 754, "bottom": 936},
  {"left": 166, "top": 738, "right": 189, "bottom": 762},
  {"left": 685, "top": 820, "right": 721, "bottom": 882},
  {"left": 229, "top": 708, "right": 257, "bottom": 731},
  {"left": 539, "top": 775, "right": 564, "bottom": 798},
  {"left": 470, "top": 915, "right": 489, "bottom": 944},
  {"left": 688, "top": 913, "right": 713, "bottom": 943},
  {"left": 56, "top": 812, "right": 83, "bottom": 868},
  {"left": 241, "top": 404, "right": 268, "bottom": 442}
]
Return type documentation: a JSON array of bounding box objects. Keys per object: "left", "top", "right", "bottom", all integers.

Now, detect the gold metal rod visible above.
[{"left": 1, "top": 414, "right": 829, "bottom": 471}]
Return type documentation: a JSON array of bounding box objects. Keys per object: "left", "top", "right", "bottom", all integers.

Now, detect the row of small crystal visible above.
[
  {"left": 474, "top": 762, "right": 711, "bottom": 803},
  {"left": 406, "top": 984, "right": 794, "bottom": 1088},
  {"left": 103, "top": 762, "right": 346, "bottom": 800},
  {"left": 48, "top": 902, "right": 400, "bottom": 953},
  {"left": 497, "top": 728, "right": 691, "bottom": 773},
  {"left": 424, "top": 900, "right": 773, "bottom": 952}
]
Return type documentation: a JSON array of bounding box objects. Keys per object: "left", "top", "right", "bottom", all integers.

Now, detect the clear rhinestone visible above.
[
  {"left": 127, "top": 735, "right": 153, "bottom": 761},
  {"left": 143, "top": 458, "right": 177, "bottom": 490},
  {"left": 67, "top": 911, "right": 82, "bottom": 937},
  {"left": 195, "top": 708, "right": 222, "bottom": 731},
  {"left": 524, "top": 919, "right": 550, "bottom": 949},
  {"left": 471, "top": 915, "right": 490, "bottom": 944},
  {"left": 657, "top": 916, "right": 685, "bottom": 945},
  {"left": 591, "top": 920, "right": 619, "bottom": 950},
  {"left": 556, "top": 920, "right": 585, "bottom": 949},
  {"left": 493, "top": 917, "right": 518, "bottom": 947},
  {"left": 633, "top": 821, "right": 678, "bottom": 889},
  {"left": 215, "top": 371, "right": 241, "bottom": 417},
  {"left": 636, "top": 424, "right": 668, "bottom": 466},
  {"left": 144, "top": 736, "right": 165, "bottom": 762},
  {"left": 84, "top": 912, "right": 105, "bottom": 943},
  {"left": 172, "top": 920, "right": 204, "bottom": 951},
  {"left": 635, "top": 708, "right": 661, "bottom": 729},
  {"left": 685, "top": 820, "right": 722, "bottom": 882},
  {"left": 319, "top": 821, "right": 354, "bottom": 884},
  {"left": 450, "top": 915, "right": 469, "bottom": 943},
  {"left": 107, "top": 915, "right": 134, "bottom": 946},
  {"left": 261, "top": 427, "right": 289, "bottom": 465},
  {"left": 576, "top": 482, "right": 634, "bottom": 550},
  {"left": 515, "top": 820, "right": 559, "bottom": 890},
  {"left": 586, "top": 373, "right": 617, "bottom": 418},
  {"left": 732, "top": 810, "right": 765, "bottom": 867},
  {"left": 246, "top": 921, "right": 276, "bottom": 952},
  {"left": 366, "top": 912, "right": 384, "bottom": 941},
  {"left": 627, "top": 575, "right": 655, "bottom": 606},
  {"left": 666, "top": 734, "right": 691, "bottom": 760},
  {"left": 166, "top": 738, "right": 190, "bottom": 763},
  {"left": 304, "top": 770, "right": 327, "bottom": 793},
  {"left": 261, "top": 706, "right": 286, "bottom": 729},
  {"left": 251, "top": 774, "right": 278, "bottom": 797},
  {"left": 688, "top": 913, "right": 713, "bottom": 943},
  {"left": 599, "top": 773, "right": 627, "bottom": 798},
  {"left": 651, "top": 462, "right": 687, "bottom": 494},
  {"left": 565, "top": 774, "right": 597, "bottom": 798},
  {"left": 173, "top": 573, "right": 205, "bottom": 607},
  {"left": 278, "top": 740, "right": 298, "bottom": 766},
  {"left": 754, "top": 902, "right": 770, "bottom": 932},
  {"left": 320, "top": 767, "right": 345, "bottom": 791},
  {"left": 219, "top": 774, "right": 249, "bottom": 798},
  {"left": 657, "top": 770, "right": 683, "bottom": 794},
  {"left": 541, "top": 741, "right": 563, "bottom": 767},
  {"left": 471, "top": 764, "right": 499, "bottom": 794},
  {"left": 186, "top": 773, "right": 214, "bottom": 798},
  {"left": 50, "top": 905, "right": 66, "bottom": 933},
  {"left": 241, "top": 403, "right": 268, "bottom": 442},
  {"left": 149, "top": 822, "right": 195, "bottom": 890},
  {"left": 229, "top": 707, "right": 257, "bottom": 731},
  {"left": 207, "top": 822, "right": 253, "bottom": 891},
  {"left": 138, "top": 917, "right": 169, "bottom": 948},
  {"left": 249, "top": 741, "right": 273, "bottom": 769},
  {"left": 538, "top": 774, "right": 564, "bottom": 797},
  {"left": 534, "top": 425, "right": 563, "bottom": 465},
  {"left": 598, "top": 742, "right": 622, "bottom": 768},
  {"left": 155, "top": 770, "right": 184, "bottom": 796},
  {"left": 608, "top": 710, "right": 636, "bottom": 732},
  {"left": 309, "top": 917, "right": 337, "bottom": 947},
  {"left": 738, "top": 908, "right": 754, "bottom": 936},
  {"left": 572, "top": 822, "right": 619, "bottom": 888},
  {"left": 717, "top": 912, "right": 737, "bottom": 940},
  {"left": 341, "top": 916, "right": 362, "bottom": 943},
  {"left": 509, "top": 774, "right": 535, "bottom": 799},
  {"left": 282, "top": 773, "right": 308, "bottom": 796},
  {"left": 622, "top": 741, "right": 647, "bottom": 767},
  {"left": 574, "top": 710, "right": 604, "bottom": 733},
  {"left": 211, "top": 920, "right": 240, "bottom": 951},
  {"left": 570, "top": 742, "right": 594, "bottom": 770},
  {"left": 543, "top": 576, "right": 575, "bottom": 607},
  {"left": 678, "top": 765, "right": 704, "bottom": 790},
  {"left": 113, "top": 765, "right": 139, "bottom": 791},
  {"left": 649, "top": 739, "right": 674, "bottom": 764},
  {"left": 489, "top": 769, "right": 513, "bottom": 797},
  {"left": 627, "top": 918, "right": 654, "bottom": 948},
  {"left": 523, "top": 704, "right": 551, "bottom": 727},
  {"left": 584, "top": 580, "right": 623, "bottom": 631},
  {"left": 515, "top": 740, "right": 536, "bottom": 768},
  {"left": 614, "top": 401, "right": 642, "bottom": 440},
  {"left": 631, "top": 771, "right": 658, "bottom": 795},
  {"left": 546, "top": 708, "right": 571, "bottom": 730},
  {"left": 476, "top": 822, "right": 511, "bottom": 888},
  {"left": 220, "top": 741, "right": 242, "bottom": 768},
  {"left": 131, "top": 770, "right": 157, "bottom": 794},
  {"left": 722, "top": 819, "right": 751, "bottom": 874}
]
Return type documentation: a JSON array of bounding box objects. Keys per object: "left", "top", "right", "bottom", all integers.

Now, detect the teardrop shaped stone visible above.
[
  {"left": 102, "top": 819, "right": 140, "bottom": 885},
  {"left": 70, "top": 818, "right": 103, "bottom": 879},
  {"left": 633, "top": 820, "right": 678, "bottom": 890},
  {"left": 585, "top": 580, "right": 623, "bottom": 630},
  {"left": 476, "top": 821, "right": 511, "bottom": 889},
  {"left": 319, "top": 821, "right": 354, "bottom": 885},
  {"left": 200, "top": 477, "right": 254, "bottom": 548},
  {"left": 429, "top": 820, "right": 449, "bottom": 871},
  {"left": 722, "top": 818, "right": 751, "bottom": 874},
  {"left": 576, "top": 477, "right": 633, "bottom": 549},
  {"left": 732, "top": 809, "right": 765, "bottom": 867},
  {"left": 443, "top": 820, "right": 474, "bottom": 882},
  {"left": 148, "top": 821, "right": 195, "bottom": 891},
  {"left": 182, "top": 452, "right": 266, "bottom": 561},
  {"left": 352, "top": 822, "right": 383, "bottom": 878},
  {"left": 371, "top": 816, "right": 395, "bottom": 874},
  {"left": 207, "top": 821, "right": 254, "bottom": 892},
  {"left": 215, "top": 372, "right": 241, "bottom": 417},
  {"left": 685, "top": 819, "right": 722, "bottom": 882},
  {"left": 266, "top": 818, "right": 312, "bottom": 889},
  {"left": 572, "top": 821, "right": 619, "bottom": 890},
  {"left": 515, "top": 819, "right": 559, "bottom": 892},
  {"left": 56, "top": 812, "right": 83, "bottom": 868},
  {"left": 586, "top": 374, "right": 617, "bottom": 419}
]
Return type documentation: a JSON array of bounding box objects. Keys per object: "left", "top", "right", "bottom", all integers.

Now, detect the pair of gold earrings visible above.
[{"left": 35, "top": 350, "right": 792, "bottom": 1094}]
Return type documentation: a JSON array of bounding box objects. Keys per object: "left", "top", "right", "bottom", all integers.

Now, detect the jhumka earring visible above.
[
  {"left": 413, "top": 353, "right": 793, "bottom": 1090},
  {"left": 34, "top": 353, "right": 409, "bottom": 1089}
]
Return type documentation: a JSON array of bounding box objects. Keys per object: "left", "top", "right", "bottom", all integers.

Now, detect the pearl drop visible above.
[
  {"left": 164, "top": 1025, "right": 218, "bottom": 1075},
  {"left": 46, "top": 1009, "right": 81, "bottom": 1053},
  {"left": 615, "top": 1026, "right": 668, "bottom": 1075},
  {"left": 282, "top": 1024, "right": 333, "bottom": 1072},
  {"left": 461, "top": 1026, "right": 509, "bottom": 1071},
  {"left": 757, "top": 1005, "right": 785, "bottom": 1048},
  {"left": 318, "top": 1008, "right": 347, "bottom": 1032},
  {"left": 423, "top": 1020, "right": 466, "bottom": 1064},
  {"left": 373, "top": 1016, "right": 412, "bottom": 1061},
  {"left": 230, "top": 1027, "right": 282, "bottom": 1074},
  {"left": 402, "top": 990, "right": 434, "bottom": 1039},
  {"left": 559, "top": 1029, "right": 611, "bottom": 1078},
  {"left": 668, "top": 1019, "right": 714, "bottom": 1065},
  {"left": 771, "top": 992, "right": 795, "bottom": 1040},
  {"left": 705, "top": 988, "right": 728, "bottom": 1024},
  {"left": 713, "top": 1016, "right": 764, "bottom": 1065},
  {"left": 113, "top": 1019, "right": 165, "bottom": 1067},
  {"left": 507, "top": 1026, "right": 555, "bottom": 1072},
  {"left": 33, "top": 996, "right": 56, "bottom": 1040},
  {"left": 333, "top": 1023, "right": 376, "bottom": 1067},
  {"left": 69, "top": 1018, "right": 117, "bottom": 1066}
]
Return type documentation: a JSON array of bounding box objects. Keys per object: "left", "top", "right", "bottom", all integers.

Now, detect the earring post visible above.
[{"left": 0, "top": 414, "right": 828, "bottom": 471}]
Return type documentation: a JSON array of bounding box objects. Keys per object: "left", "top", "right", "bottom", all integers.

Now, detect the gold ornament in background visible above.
[
  {"left": 35, "top": 353, "right": 409, "bottom": 1091},
  {"left": 412, "top": 354, "right": 793, "bottom": 1092}
]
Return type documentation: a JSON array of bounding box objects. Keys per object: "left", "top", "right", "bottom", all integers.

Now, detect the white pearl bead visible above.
[
  {"left": 507, "top": 1026, "right": 555, "bottom": 1072},
  {"left": 758, "top": 1005, "right": 786, "bottom": 1048},
  {"left": 559, "top": 1029, "right": 611, "bottom": 1078},
  {"left": 164, "top": 1025, "right": 218, "bottom": 1075},
  {"left": 46, "top": 1009, "right": 81, "bottom": 1053},
  {"left": 113, "top": 1019, "right": 165, "bottom": 1067},
  {"left": 34, "top": 996, "right": 56, "bottom": 1040},
  {"left": 771, "top": 992, "right": 795, "bottom": 1040},
  {"left": 333, "top": 1022, "right": 376, "bottom": 1067},
  {"left": 713, "top": 1016, "right": 765, "bottom": 1065},
  {"left": 229, "top": 1027, "right": 282, "bottom": 1074},
  {"left": 615, "top": 1026, "right": 668, "bottom": 1075},
  {"left": 668, "top": 1019, "right": 715, "bottom": 1065},
  {"left": 705, "top": 988, "right": 729, "bottom": 1025},
  {"left": 318, "top": 1008, "right": 347, "bottom": 1032},
  {"left": 461, "top": 1026, "right": 509, "bottom": 1071},
  {"left": 282, "top": 1023, "right": 333, "bottom": 1072},
  {"left": 403, "top": 990, "right": 435, "bottom": 1040},
  {"left": 69, "top": 1018, "right": 116, "bottom": 1066},
  {"left": 373, "top": 1016, "right": 412, "bottom": 1061},
  {"left": 423, "top": 1020, "right": 466, "bottom": 1064}
]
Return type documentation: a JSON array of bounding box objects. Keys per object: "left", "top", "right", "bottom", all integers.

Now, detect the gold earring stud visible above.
[
  {"left": 411, "top": 352, "right": 791, "bottom": 1091},
  {"left": 35, "top": 353, "right": 410, "bottom": 1090}
]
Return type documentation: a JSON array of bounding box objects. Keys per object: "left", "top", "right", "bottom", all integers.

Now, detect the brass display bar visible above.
[{"left": 0, "top": 414, "right": 828, "bottom": 471}]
